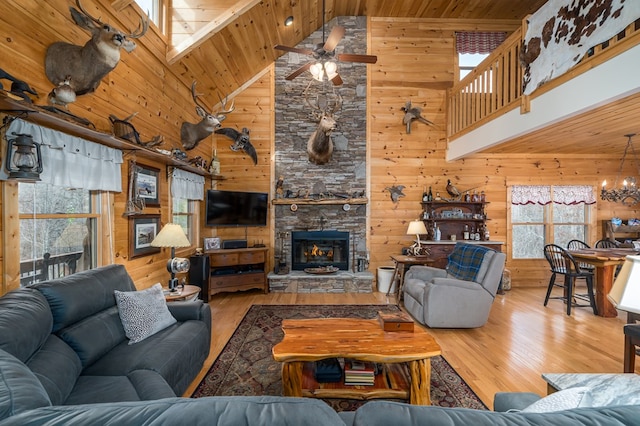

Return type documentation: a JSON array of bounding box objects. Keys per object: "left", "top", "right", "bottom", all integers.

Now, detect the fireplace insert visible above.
[{"left": 291, "top": 230, "right": 349, "bottom": 271}]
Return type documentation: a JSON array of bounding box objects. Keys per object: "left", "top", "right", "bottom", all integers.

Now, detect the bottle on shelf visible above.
[
  {"left": 484, "top": 225, "right": 491, "bottom": 241},
  {"left": 428, "top": 186, "right": 433, "bottom": 201},
  {"left": 434, "top": 224, "right": 441, "bottom": 241},
  {"left": 209, "top": 149, "right": 220, "bottom": 175},
  {"left": 422, "top": 186, "right": 429, "bottom": 202},
  {"left": 464, "top": 191, "right": 471, "bottom": 202},
  {"left": 463, "top": 224, "right": 470, "bottom": 240},
  {"left": 472, "top": 190, "right": 479, "bottom": 202},
  {"left": 435, "top": 192, "right": 441, "bottom": 201},
  {"left": 480, "top": 190, "right": 486, "bottom": 202}
]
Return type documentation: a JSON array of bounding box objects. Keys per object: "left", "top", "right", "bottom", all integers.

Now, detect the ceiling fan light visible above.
[{"left": 324, "top": 61, "right": 337, "bottom": 74}]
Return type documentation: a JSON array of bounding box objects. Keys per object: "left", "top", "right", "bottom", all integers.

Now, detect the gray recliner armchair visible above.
[{"left": 403, "top": 243, "right": 506, "bottom": 328}]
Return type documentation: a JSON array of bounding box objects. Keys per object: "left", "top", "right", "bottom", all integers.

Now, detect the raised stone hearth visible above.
[{"left": 268, "top": 271, "right": 373, "bottom": 293}]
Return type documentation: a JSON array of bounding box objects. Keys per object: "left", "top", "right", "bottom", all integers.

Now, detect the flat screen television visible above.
[{"left": 205, "top": 189, "right": 268, "bottom": 227}]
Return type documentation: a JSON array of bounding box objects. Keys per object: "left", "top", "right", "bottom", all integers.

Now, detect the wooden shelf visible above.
[
  {"left": 272, "top": 197, "right": 368, "bottom": 205},
  {"left": 0, "top": 91, "right": 221, "bottom": 178},
  {"left": 300, "top": 362, "right": 409, "bottom": 401}
]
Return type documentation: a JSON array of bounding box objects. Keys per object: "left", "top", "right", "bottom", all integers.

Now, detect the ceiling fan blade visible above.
[
  {"left": 274, "top": 45, "right": 314, "bottom": 56},
  {"left": 330, "top": 73, "right": 343, "bottom": 86},
  {"left": 336, "top": 53, "right": 378, "bottom": 64},
  {"left": 323, "top": 25, "right": 345, "bottom": 52},
  {"left": 285, "top": 62, "right": 312, "bottom": 80}
]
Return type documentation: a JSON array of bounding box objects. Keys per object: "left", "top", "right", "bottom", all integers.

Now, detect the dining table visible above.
[{"left": 568, "top": 247, "right": 639, "bottom": 317}]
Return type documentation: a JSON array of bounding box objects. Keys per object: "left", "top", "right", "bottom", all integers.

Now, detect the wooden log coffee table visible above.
[{"left": 272, "top": 318, "right": 441, "bottom": 405}]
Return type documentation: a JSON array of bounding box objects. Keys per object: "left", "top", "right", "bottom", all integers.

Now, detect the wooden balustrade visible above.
[
  {"left": 447, "top": 20, "right": 640, "bottom": 139},
  {"left": 20, "top": 251, "right": 84, "bottom": 286}
]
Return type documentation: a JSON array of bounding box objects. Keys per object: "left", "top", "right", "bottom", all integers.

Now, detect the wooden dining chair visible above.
[
  {"left": 595, "top": 239, "right": 620, "bottom": 248},
  {"left": 543, "top": 244, "right": 598, "bottom": 316}
]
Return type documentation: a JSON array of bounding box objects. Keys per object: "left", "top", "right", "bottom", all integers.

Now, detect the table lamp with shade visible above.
[
  {"left": 608, "top": 255, "right": 640, "bottom": 314},
  {"left": 406, "top": 220, "right": 428, "bottom": 255},
  {"left": 150, "top": 223, "right": 191, "bottom": 292}
]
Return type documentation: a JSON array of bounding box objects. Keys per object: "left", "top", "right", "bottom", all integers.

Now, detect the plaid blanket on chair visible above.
[{"left": 446, "top": 243, "right": 491, "bottom": 282}]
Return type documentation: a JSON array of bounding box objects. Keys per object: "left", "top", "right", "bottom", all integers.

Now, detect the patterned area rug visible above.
[{"left": 192, "top": 304, "right": 487, "bottom": 411}]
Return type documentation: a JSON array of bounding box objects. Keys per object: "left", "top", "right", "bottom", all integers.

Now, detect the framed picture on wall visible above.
[
  {"left": 204, "top": 237, "right": 221, "bottom": 251},
  {"left": 134, "top": 163, "right": 160, "bottom": 207},
  {"left": 129, "top": 214, "right": 161, "bottom": 259}
]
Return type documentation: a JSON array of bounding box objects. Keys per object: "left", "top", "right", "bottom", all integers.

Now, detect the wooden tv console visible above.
[{"left": 204, "top": 247, "right": 269, "bottom": 297}]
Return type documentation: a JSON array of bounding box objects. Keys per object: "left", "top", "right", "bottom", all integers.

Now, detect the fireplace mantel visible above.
[{"left": 272, "top": 198, "right": 367, "bottom": 206}]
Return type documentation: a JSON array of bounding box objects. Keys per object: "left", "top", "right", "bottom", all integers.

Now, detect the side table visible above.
[
  {"left": 164, "top": 284, "right": 201, "bottom": 301},
  {"left": 389, "top": 255, "right": 435, "bottom": 298}
]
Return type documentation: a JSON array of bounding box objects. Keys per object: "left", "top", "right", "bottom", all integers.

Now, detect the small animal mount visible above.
[
  {"left": 0, "top": 68, "right": 38, "bottom": 103},
  {"left": 304, "top": 85, "right": 342, "bottom": 165},
  {"left": 384, "top": 185, "right": 405, "bottom": 203},
  {"left": 401, "top": 100, "right": 434, "bottom": 134},
  {"left": 181, "top": 81, "right": 235, "bottom": 150},
  {"left": 47, "top": 75, "right": 76, "bottom": 108},
  {"left": 44, "top": 0, "right": 148, "bottom": 100},
  {"left": 109, "top": 112, "right": 163, "bottom": 148},
  {"left": 215, "top": 127, "right": 257, "bottom": 165}
]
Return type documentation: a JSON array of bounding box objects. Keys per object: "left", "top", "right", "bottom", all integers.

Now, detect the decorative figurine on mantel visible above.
[{"left": 275, "top": 175, "right": 284, "bottom": 198}]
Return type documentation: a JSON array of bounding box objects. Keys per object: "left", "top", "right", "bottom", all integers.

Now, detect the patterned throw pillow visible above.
[{"left": 114, "top": 283, "right": 177, "bottom": 345}]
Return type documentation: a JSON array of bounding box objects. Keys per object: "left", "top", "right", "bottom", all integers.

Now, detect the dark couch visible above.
[{"left": 0, "top": 264, "right": 210, "bottom": 422}]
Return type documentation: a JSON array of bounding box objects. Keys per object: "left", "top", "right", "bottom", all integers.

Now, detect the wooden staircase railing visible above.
[{"left": 447, "top": 19, "right": 640, "bottom": 140}]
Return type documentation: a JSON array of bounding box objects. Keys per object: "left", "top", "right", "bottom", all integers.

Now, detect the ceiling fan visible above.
[{"left": 274, "top": 0, "right": 377, "bottom": 85}]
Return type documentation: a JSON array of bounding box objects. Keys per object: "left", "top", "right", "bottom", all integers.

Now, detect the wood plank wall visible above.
[{"left": 0, "top": 3, "right": 636, "bottom": 294}]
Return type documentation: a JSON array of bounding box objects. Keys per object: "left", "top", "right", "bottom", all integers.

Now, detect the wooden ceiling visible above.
[
  {"left": 170, "top": 0, "right": 547, "bottom": 94},
  {"left": 169, "top": 0, "right": 638, "bottom": 157}
]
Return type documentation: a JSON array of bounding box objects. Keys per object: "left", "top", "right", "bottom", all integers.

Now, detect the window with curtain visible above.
[
  {"left": 456, "top": 32, "right": 506, "bottom": 80},
  {"left": 5, "top": 119, "right": 121, "bottom": 286},
  {"left": 511, "top": 185, "right": 595, "bottom": 259},
  {"left": 170, "top": 168, "right": 204, "bottom": 247}
]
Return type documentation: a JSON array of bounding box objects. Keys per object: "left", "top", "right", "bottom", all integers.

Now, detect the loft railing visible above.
[
  {"left": 20, "top": 251, "right": 83, "bottom": 286},
  {"left": 447, "top": 19, "right": 640, "bottom": 139}
]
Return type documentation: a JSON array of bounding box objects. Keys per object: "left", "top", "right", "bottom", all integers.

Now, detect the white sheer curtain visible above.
[
  {"left": 3, "top": 119, "right": 122, "bottom": 191},
  {"left": 511, "top": 185, "right": 595, "bottom": 205},
  {"left": 171, "top": 168, "right": 205, "bottom": 200}
]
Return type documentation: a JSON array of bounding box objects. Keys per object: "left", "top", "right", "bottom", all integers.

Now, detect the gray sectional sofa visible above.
[
  {"left": 0, "top": 264, "right": 211, "bottom": 422},
  {"left": 1, "top": 264, "right": 639, "bottom": 425}
]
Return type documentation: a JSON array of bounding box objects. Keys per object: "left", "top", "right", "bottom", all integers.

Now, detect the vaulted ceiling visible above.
[
  {"left": 169, "top": 0, "right": 547, "bottom": 96},
  {"left": 167, "top": 0, "right": 639, "bottom": 157}
]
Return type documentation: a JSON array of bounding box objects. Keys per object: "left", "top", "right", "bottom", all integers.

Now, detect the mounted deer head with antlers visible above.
[
  {"left": 304, "top": 86, "right": 342, "bottom": 165},
  {"left": 44, "top": 0, "right": 148, "bottom": 100},
  {"left": 181, "top": 81, "right": 235, "bottom": 151}
]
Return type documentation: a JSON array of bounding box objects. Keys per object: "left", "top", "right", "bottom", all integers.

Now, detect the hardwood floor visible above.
[{"left": 183, "top": 287, "right": 633, "bottom": 409}]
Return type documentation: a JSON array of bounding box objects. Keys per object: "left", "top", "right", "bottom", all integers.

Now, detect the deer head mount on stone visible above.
[
  {"left": 181, "top": 81, "right": 235, "bottom": 151},
  {"left": 44, "top": 0, "right": 148, "bottom": 101},
  {"left": 304, "top": 86, "right": 343, "bottom": 165}
]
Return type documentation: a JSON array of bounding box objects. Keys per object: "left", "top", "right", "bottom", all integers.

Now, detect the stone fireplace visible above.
[{"left": 268, "top": 16, "right": 373, "bottom": 293}]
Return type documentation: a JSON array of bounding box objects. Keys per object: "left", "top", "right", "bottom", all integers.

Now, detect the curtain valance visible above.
[
  {"left": 511, "top": 185, "right": 595, "bottom": 205},
  {"left": 171, "top": 168, "right": 205, "bottom": 200},
  {"left": 3, "top": 119, "right": 122, "bottom": 191},
  {"left": 456, "top": 32, "right": 506, "bottom": 54}
]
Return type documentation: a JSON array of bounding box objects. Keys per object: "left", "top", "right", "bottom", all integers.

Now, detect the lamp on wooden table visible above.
[
  {"left": 151, "top": 223, "right": 191, "bottom": 293},
  {"left": 608, "top": 255, "right": 640, "bottom": 314},
  {"left": 407, "top": 220, "right": 428, "bottom": 256}
]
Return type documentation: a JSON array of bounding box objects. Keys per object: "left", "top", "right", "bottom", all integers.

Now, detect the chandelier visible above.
[{"left": 601, "top": 133, "right": 640, "bottom": 206}]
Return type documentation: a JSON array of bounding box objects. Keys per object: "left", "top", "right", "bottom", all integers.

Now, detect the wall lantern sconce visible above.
[
  {"left": 5, "top": 132, "right": 43, "bottom": 181},
  {"left": 284, "top": 16, "right": 294, "bottom": 26}
]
